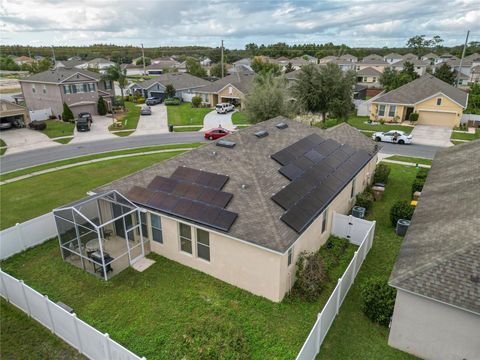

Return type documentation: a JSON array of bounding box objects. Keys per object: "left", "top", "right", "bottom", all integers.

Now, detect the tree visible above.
[
  {"left": 102, "top": 64, "right": 127, "bottom": 106},
  {"left": 185, "top": 57, "right": 207, "bottom": 77},
  {"left": 97, "top": 96, "right": 107, "bottom": 115},
  {"left": 380, "top": 62, "right": 418, "bottom": 92},
  {"left": 379, "top": 67, "right": 399, "bottom": 92},
  {"left": 210, "top": 63, "right": 227, "bottom": 78},
  {"left": 245, "top": 43, "right": 258, "bottom": 57},
  {"left": 251, "top": 57, "right": 281, "bottom": 76},
  {"left": 284, "top": 62, "right": 295, "bottom": 73},
  {"left": 244, "top": 71, "right": 291, "bottom": 123},
  {"left": 165, "top": 84, "right": 176, "bottom": 98},
  {"left": 135, "top": 57, "right": 151, "bottom": 66},
  {"left": 191, "top": 96, "right": 202, "bottom": 108},
  {"left": 434, "top": 63, "right": 455, "bottom": 85},
  {"left": 466, "top": 83, "right": 480, "bottom": 114},
  {"left": 62, "top": 102, "right": 74, "bottom": 122}
]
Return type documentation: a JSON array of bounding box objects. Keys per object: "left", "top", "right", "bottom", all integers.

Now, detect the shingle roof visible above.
[
  {"left": 384, "top": 52, "right": 403, "bottom": 59},
  {"left": 95, "top": 118, "right": 377, "bottom": 253},
  {"left": 373, "top": 74, "right": 468, "bottom": 107},
  {"left": 358, "top": 57, "right": 389, "bottom": 65},
  {"left": 391, "top": 59, "right": 429, "bottom": 67},
  {"left": 133, "top": 73, "right": 210, "bottom": 90},
  {"left": 422, "top": 52, "right": 439, "bottom": 59},
  {"left": 196, "top": 72, "right": 255, "bottom": 94},
  {"left": 357, "top": 66, "right": 382, "bottom": 76},
  {"left": 57, "top": 60, "right": 87, "bottom": 68},
  {"left": 20, "top": 68, "right": 101, "bottom": 83},
  {"left": 389, "top": 140, "right": 480, "bottom": 314}
]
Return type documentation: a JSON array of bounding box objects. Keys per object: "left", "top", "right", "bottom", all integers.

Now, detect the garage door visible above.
[
  {"left": 417, "top": 111, "right": 457, "bottom": 127},
  {"left": 70, "top": 104, "right": 96, "bottom": 118}
]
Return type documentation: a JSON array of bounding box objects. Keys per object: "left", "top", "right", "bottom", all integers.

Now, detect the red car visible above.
[{"left": 204, "top": 127, "right": 231, "bottom": 140}]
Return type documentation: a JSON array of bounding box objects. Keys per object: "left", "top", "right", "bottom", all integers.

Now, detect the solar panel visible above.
[
  {"left": 125, "top": 186, "right": 155, "bottom": 206},
  {"left": 171, "top": 166, "right": 229, "bottom": 190},
  {"left": 304, "top": 149, "right": 325, "bottom": 163},
  {"left": 279, "top": 163, "right": 304, "bottom": 180},
  {"left": 171, "top": 166, "right": 200, "bottom": 182},
  {"left": 272, "top": 188, "right": 301, "bottom": 209}
]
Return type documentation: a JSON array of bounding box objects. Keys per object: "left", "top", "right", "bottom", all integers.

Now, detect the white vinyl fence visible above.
[
  {"left": 461, "top": 113, "right": 480, "bottom": 125},
  {"left": 296, "top": 212, "right": 376, "bottom": 360},
  {"left": 29, "top": 108, "right": 53, "bottom": 122},
  {"left": 0, "top": 212, "right": 57, "bottom": 260},
  {"left": 354, "top": 99, "right": 370, "bottom": 116},
  {"left": 0, "top": 270, "right": 145, "bottom": 360}
]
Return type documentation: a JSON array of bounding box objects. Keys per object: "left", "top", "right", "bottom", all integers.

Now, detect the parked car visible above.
[
  {"left": 140, "top": 105, "right": 152, "bottom": 115},
  {"left": 204, "top": 127, "right": 231, "bottom": 140},
  {"left": 0, "top": 119, "right": 12, "bottom": 130},
  {"left": 76, "top": 117, "right": 91, "bottom": 132},
  {"left": 215, "top": 103, "right": 235, "bottom": 114},
  {"left": 372, "top": 130, "right": 412, "bottom": 144},
  {"left": 78, "top": 112, "right": 93, "bottom": 123},
  {"left": 146, "top": 97, "right": 162, "bottom": 106}
]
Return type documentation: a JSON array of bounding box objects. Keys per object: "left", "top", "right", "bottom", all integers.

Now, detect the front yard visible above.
[
  {"left": 166, "top": 102, "right": 212, "bottom": 126},
  {"left": 109, "top": 102, "right": 140, "bottom": 135},
  {"left": 346, "top": 116, "right": 413, "bottom": 134},
  {"left": 41, "top": 119, "right": 75, "bottom": 139},
  {"left": 450, "top": 129, "right": 480, "bottom": 141}
]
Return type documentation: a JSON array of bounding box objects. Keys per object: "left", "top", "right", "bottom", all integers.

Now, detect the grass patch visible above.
[
  {"left": 318, "top": 164, "right": 419, "bottom": 359},
  {"left": 0, "top": 138, "right": 6, "bottom": 155},
  {"left": 0, "top": 143, "right": 203, "bottom": 182},
  {"left": 173, "top": 126, "right": 202, "bottom": 132},
  {"left": 167, "top": 102, "right": 212, "bottom": 126},
  {"left": 346, "top": 116, "right": 413, "bottom": 134},
  {"left": 54, "top": 137, "right": 74, "bottom": 144},
  {"left": 0, "top": 299, "right": 85, "bottom": 360},
  {"left": 112, "top": 130, "right": 135, "bottom": 137},
  {"left": 41, "top": 120, "right": 75, "bottom": 139},
  {"left": 0, "top": 87, "right": 21, "bottom": 94},
  {"left": 386, "top": 156, "right": 432, "bottom": 165},
  {"left": 313, "top": 118, "right": 342, "bottom": 129},
  {"left": 0, "top": 151, "right": 185, "bottom": 229},
  {"left": 451, "top": 140, "right": 467, "bottom": 145},
  {"left": 450, "top": 129, "right": 480, "bottom": 141},
  {"left": 109, "top": 102, "right": 140, "bottom": 134},
  {"left": 232, "top": 111, "right": 249, "bottom": 124}
]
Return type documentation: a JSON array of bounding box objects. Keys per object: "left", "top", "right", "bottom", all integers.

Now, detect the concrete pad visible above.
[
  {"left": 0, "top": 128, "right": 60, "bottom": 154},
  {"left": 69, "top": 115, "right": 117, "bottom": 144},
  {"left": 132, "top": 257, "right": 155, "bottom": 272},
  {"left": 132, "top": 104, "right": 168, "bottom": 136},
  {"left": 411, "top": 125, "right": 453, "bottom": 147},
  {"left": 202, "top": 109, "right": 235, "bottom": 131}
]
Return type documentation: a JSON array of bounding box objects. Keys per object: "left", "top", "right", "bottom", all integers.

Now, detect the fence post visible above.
[
  {"left": 19, "top": 280, "right": 32, "bottom": 317},
  {"left": 104, "top": 333, "right": 112, "bottom": 359},
  {"left": 73, "top": 314, "right": 83, "bottom": 354},
  {"left": 45, "top": 296, "right": 56, "bottom": 334},
  {"left": 0, "top": 271, "right": 9, "bottom": 302},
  {"left": 352, "top": 251, "right": 358, "bottom": 281},
  {"left": 315, "top": 313, "right": 322, "bottom": 353},
  {"left": 336, "top": 278, "right": 342, "bottom": 314}
]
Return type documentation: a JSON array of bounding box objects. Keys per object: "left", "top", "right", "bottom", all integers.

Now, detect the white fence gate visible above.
[
  {"left": 0, "top": 270, "right": 145, "bottom": 360},
  {"left": 354, "top": 99, "right": 370, "bottom": 116},
  {"left": 0, "top": 212, "right": 57, "bottom": 260},
  {"left": 29, "top": 108, "right": 53, "bottom": 122},
  {"left": 296, "top": 212, "right": 376, "bottom": 360}
]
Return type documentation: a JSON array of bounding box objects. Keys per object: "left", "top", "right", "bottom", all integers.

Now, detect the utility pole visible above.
[
  {"left": 456, "top": 30, "right": 470, "bottom": 87},
  {"left": 221, "top": 40, "right": 224, "bottom": 78},
  {"left": 51, "top": 46, "right": 56, "bottom": 68},
  {"left": 141, "top": 43, "right": 146, "bottom": 76}
]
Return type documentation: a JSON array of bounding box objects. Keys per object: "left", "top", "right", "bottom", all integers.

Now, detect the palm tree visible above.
[{"left": 102, "top": 64, "right": 128, "bottom": 107}]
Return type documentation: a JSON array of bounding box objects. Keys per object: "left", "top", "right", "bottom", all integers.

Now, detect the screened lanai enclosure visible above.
[{"left": 53, "top": 191, "right": 150, "bottom": 280}]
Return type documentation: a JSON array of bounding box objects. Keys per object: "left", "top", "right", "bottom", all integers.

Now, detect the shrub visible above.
[
  {"left": 165, "top": 97, "right": 181, "bottom": 106},
  {"left": 373, "top": 164, "right": 391, "bottom": 184},
  {"left": 62, "top": 102, "right": 74, "bottom": 122},
  {"left": 355, "top": 189, "right": 374, "bottom": 212},
  {"left": 294, "top": 252, "right": 329, "bottom": 301},
  {"left": 28, "top": 121, "right": 47, "bottom": 131},
  {"left": 191, "top": 96, "right": 202, "bottom": 108},
  {"left": 416, "top": 168, "right": 429, "bottom": 180},
  {"left": 390, "top": 200, "right": 415, "bottom": 226},
  {"left": 411, "top": 177, "right": 425, "bottom": 195},
  {"left": 48, "top": 115, "right": 57, "bottom": 120},
  {"left": 97, "top": 97, "right": 107, "bottom": 116},
  {"left": 136, "top": 96, "right": 145, "bottom": 104},
  {"left": 165, "top": 84, "right": 176, "bottom": 98},
  {"left": 379, "top": 118, "right": 385, "bottom": 125},
  {"left": 409, "top": 112, "right": 419, "bottom": 123},
  {"left": 361, "top": 277, "right": 396, "bottom": 326},
  {"left": 320, "top": 236, "right": 350, "bottom": 271}
]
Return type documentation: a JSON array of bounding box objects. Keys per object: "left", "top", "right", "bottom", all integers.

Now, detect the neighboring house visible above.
[
  {"left": 55, "top": 59, "right": 88, "bottom": 69},
  {"left": 200, "top": 57, "right": 212, "bottom": 66},
  {"left": 330, "top": 58, "right": 356, "bottom": 72},
  {"left": 421, "top": 52, "right": 441, "bottom": 65},
  {"left": 370, "top": 74, "right": 468, "bottom": 127},
  {"left": 470, "top": 65, "right": 480, "bottom": 83},
  {"left": 438, "top": 53, "right": 456, "bottom": 63},
  {"left": 67, "top": 56, "right": 82, "bottom": 61},
  {"left": 453, "top": 70, "right": 470, "bottom": 88},
  {"left": 129, "top": 72, "right": 210, "bottom": 101},
  {"left": 389, "top": 141, "right": 480, "bottom": 360},
  {"left": 19, "top": 68, "right": 115, "bottom": 118},
  {"left": 445, "top": 58, "right": 472, "bottom": 78},
  {"left": 402, "top": 53, "right": 418, "bottom": 61},
  {"left": 319, "top": 55, "right": 337, "bottom": 64},
  {"left": 338, "top": 54, "right": 358, "bottom": 63},
  {"left": 145, "top": 58, "right": 185, "bottom": 75},
  {"left": 356, "top": 56, "right": 389, "bottom": 73},
  {"left": 14, "top": 56, "right": 35, "bottom": 65},
  {"left": 89, "top": 118, "right": 378, "bottom": 302},
  {"left": 0, "top": 99, "right": 30, "bottom": 127},
  {"left": 195, "top": 71, "right": 255, "bottom": 108},
  {"left": 228, "top": 63, "right": 254, "bottom": 75},
  {"left": 353, "top": 84, "right": 367, "bottom": 100},
  {"left": 390, "top": 59, "right": 429, "bottom": 76},
  {"left": 233, "top": 58, "right": 252, "bottom": 67},
  {"left": 356, "top": 67, "right": 382, "bottom": 87},
  {"left": 384, "top": 52, "right": 403, "bottom": 64},
  {"left": 81, "top": 58, "right": 115, "bottom": 72},
  {"left": 121, "top": 64, "right": 144, "bottom": 76},
  {"left": 302, "top": 54, "right": 318, "bottom": 64}
]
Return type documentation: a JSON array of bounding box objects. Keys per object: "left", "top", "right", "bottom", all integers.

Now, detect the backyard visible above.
[{"left": 166, "top": 102, "right": 212, "bottom": 126}]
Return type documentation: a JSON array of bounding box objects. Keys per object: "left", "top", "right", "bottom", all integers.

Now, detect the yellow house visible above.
[{"left": 370, "top": 74, "right": 468, "bottom": 128}]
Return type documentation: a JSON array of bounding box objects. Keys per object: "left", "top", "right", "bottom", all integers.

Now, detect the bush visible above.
[
  {"left": 28, "top": 121, "right": 47, "bottom": 131},
  {"left": 373, "top": 164, "right": 391, "bottom": 184},
  {"left": 320, "top": 236, "right": 350, "bottom": 271},
  {"left": 136, "top": 96, "right": 145, "bottom": 104},
  {"left": 62, "top": 102, "right": 74, "bottom": 122},
  {"left": 361, "top": 277, "right": 396, "bottom": 326},
  {"left": 411, "top": 177, "right": 425, "bottom": 195},
  {"left": 390, "top": 200, "right": 415, "bottom": 226},
  {"left": 355, "top": 189, "right": 374, "bottom": 212},
  {"left": 409, "top": 113, "right": 419, "bottom": 123},
  {"left": 294, "top": 252, "right": 329, "bottom": 301},
  {"left": 416, "top": 168, "right": 429, "bottom": 180},
  {"left": 97, "top": 97, "right": 107, "bottom": 116},
  {"left": 379, "top": 118, "right": 385, "bottom": 125},
  {"left": 165, "top": 97, "right": 181, "bottom": 106},
  {"left": 48, "top": 115, "right": 57, "bottom": 120},
  {"left": 191, "top": 96, "right": 202, "bottom": 108},
  {"left": 165, "top": 84, "right": 176, "bottom": 98}
]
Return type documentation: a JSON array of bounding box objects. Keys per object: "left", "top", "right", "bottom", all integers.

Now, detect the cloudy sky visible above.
[{"left": 1, "top": 0, "right": 478, "bottom": 49}]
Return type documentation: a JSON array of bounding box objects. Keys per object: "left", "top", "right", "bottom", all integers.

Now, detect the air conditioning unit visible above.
[
  {"left": 396, "top": 219, "right": 411, "bottom": 236},
  {"left": 352, "top": 206, "right": 365, "bottom": 219}
]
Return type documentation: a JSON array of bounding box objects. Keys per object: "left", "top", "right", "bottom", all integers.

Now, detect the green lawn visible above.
[
  {"left": 1, "top": 299, "right": 85, "bottom": 360},
  {"left": 0, "top": 143, "right": 203, "bottom": 182},
  {"left": 386, "top": 156, "right": 432, "bottom": 166},
  {"left": 166, "top": 102, "right": 212, "bottom": 126},
  {"left": 450, "top": 129, "right": 480, "bottom": 141},
  {"left": 318, "top": 164, "right": 419, "bottom": 360},
  {"left": 0, "top": 151, "right": 185, "bottom": 229},
  {"left": 41, "top": 120, "right": 75, "bottom": 139},
  {"left": 173, "top": 126, "right": 203, "bottom": 132},
  {"left": 54, "top": 137, "right": 74, "bottom": 144},
  {"left": 346, "top": 116, "right": 413, "bottom": 134},
  {"left": 232, "top": 111, "right": 250, "bottom": 124},
  {"left": 110, "top": 102, "right": 141, "bottom": 135},
  {"left": 0, "top": 138, "right": 6, "bottom": 155}
]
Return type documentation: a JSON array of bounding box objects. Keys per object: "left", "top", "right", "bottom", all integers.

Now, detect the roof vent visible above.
[
  {"left": 276, "top": 122, "right": 288, "bottom": 129},
  {"left": 255, "top": 130, "right": 269, "bottom": 138},
  {"left": 216, "top": 139, "right": 236, "bottom": 148},
  {"left": 241, "top": 184, "right": 249, "bottom": 190}
]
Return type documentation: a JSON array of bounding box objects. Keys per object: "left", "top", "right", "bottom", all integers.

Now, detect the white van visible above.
[{"left": 215, "top": 103, "right": 235, "bottom": 114}]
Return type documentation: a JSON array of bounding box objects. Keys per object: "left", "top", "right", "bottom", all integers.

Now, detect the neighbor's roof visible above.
[
  {"left": 357, "top": 66, "right": 382, "bottom": 76},
  {"left": 338, "top": 54, "right": 357, "bottom": 60},
  {"left": 20, "top": 68, "right": 101, "bottom": 83},
  {"left": 95, "top": 118, "right": 377, "bottom": 253},
  {"left": 133, "top": 73, "right": 210, "bottom": 90},
  {"left": 196, "top": 71, "right": 255, "bottom": 94},
  {"left": 358, "top": 57, "right": 389, "bottom": 65},
  {"left": 384, "top": 52, "right": 403, "bottom": 59},
  {"left": 372, "top": 74, "right": 468, "bottom": 107},
  {"left": 57, "top": 60, "right": 87, "bottom": 68},
  {"left": 389, "top": 140, "right": 480, "bottom": 314},
  {"left": 464, "top": 52, "right": 480, "bottom": 61},
  {"left": 391, "top": 59, "right": 430, "bottom": 67},
  {"left": 422, "top": 52, "right": 439, "bottom": 59}
]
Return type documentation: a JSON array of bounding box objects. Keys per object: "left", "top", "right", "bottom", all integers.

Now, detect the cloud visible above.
[{"left": 0, "top": 0, "right": 478, "bottom": 47}]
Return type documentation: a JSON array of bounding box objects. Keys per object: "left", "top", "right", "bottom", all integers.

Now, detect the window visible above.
[
  {"left": 43, "top": 85, "right": 46, "bottom": 94},
  {"left": 104, "top": 81, "right": 112, "bottom": 90},
  {"left": 63, "top": 85, "right": 71, "bottom": 94},
  {"left": 378, "top": 104, "right": 385, "bottom": 116},
  {"left": 436, "top": 98, "right": 442, "bottom": 106},
  {"left": 32, "top": 84, "right": 35, "bottom": 93},
  {"left": 287, "top": 247, "right": 293, "bottom": 266},
  {"left": 89, "top": 83, "right": 96, "bottom": 92},
  {"left": 351, "top": 178, "right": 356, "bottom": 199},
  {"left": 179, "top": 223, "right": 192, "bottom": 254},
  {"left": 322, "top": 210, "right": 328, "bottom": 233},
  {"left": 388, "top": 105, "right": 396, "bottom": 117},
  {"left": 372, "top": 77, "right": 377, "bottom": 82},
  {"left": 151, "top": 214, "right": 163, "bottom": 243},
  {"left": 140, "top": 212, "right": 148, "bottom": 240},
  {"left": 196, "top": 229, "right": 210, "bottom": 261}
]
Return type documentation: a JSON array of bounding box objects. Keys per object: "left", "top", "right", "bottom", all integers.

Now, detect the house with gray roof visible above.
[
  {"left": 356, "top": 66, "right": 382, "bottom": 88},
  {"left": 356, "top": 56, "right": 389, "bottom": 73},
  {"left": 388, "top": 140, "right": 480, "bottom": 360},
  {"left": 421, "top": 52, "right": 441, "bottom": 65},
  {"left": 390, "top": 59, "right": 430, "bottom": 76},
  {"left": 384, "top": 52, "right": 403, "bottom": 64},
  {"left": 90, "top": 117, "right": 379, "bottom": 301},
  {"left": 19, "top": 68, "right": 115, "bottom": 118}
]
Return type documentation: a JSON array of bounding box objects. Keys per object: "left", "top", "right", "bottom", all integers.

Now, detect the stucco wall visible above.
[
  {"left": 370, "top": 103, "right": 407, "bottom": 122},
  {"left": 389, "top": 289, "right": 480, "bottom": 360},
  {"left": 218, "top": 85, "right": 244, "bottom": 100},
  {"left": 21, "top": 82, "right": 63, "bottom": 116},
  {"left": 415, "top": 95, "right": 463, "bottom": 127}
]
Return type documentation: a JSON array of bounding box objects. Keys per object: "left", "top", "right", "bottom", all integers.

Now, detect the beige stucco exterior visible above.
[
  {"left": 197, "top": 84, "right": 246, "bottom": 110},
  {"left": 140, "top": 155, "right": 377, "bottom": 302},
  {"left": 356, "top": 64, "right": 387, "bottom": 73},
  {"left": 389, "top": 289, "right": 480, "bottom": 360}
]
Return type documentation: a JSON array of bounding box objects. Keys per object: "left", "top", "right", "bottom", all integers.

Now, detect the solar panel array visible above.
[
  {"left": 271, "top": 134, "right": 372, "bottom": 233},
  {"left": 126, "top": 167, "right": 237, "bottom": 232}
]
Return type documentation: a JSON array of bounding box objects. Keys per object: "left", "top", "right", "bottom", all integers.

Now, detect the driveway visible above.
[
  {"left": 202, "top": 110, "right": 235, "bottom": 131},
  {"left": 0, "top": 128, "right": 60, "bottom": 155},
  {"left": 411, "top": 125, "right": 453, "bottom": 147},
  {"left": 70, "top": 115, "right": 117, "bottom": 144},
  {"left": 132, "top": 104, "right": 168, "bottom": 136}
]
